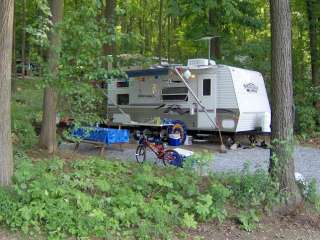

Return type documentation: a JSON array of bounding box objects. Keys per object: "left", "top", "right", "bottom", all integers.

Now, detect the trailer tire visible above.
[{"left": 167, "top": 120, "right": 187, "bottom": 145}]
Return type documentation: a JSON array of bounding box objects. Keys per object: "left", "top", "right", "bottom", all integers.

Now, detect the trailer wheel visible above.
[{"left": 167, "top": 120, "right": 187, "bottom": 145}]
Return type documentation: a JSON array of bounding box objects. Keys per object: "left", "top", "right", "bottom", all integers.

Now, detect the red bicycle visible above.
[{"left": 135, "top": 135, "right": 182, "bottom": 166}]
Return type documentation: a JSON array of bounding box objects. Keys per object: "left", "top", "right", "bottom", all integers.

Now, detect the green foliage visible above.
[
  {"left": 306, "top": 179, "right": 320, "bottom": 211},
  {"left": 228, "top": 164, "right": 278, "bottom": 209},
  {"left": 11, "top": 79, "right": 43, "bottom": 150},
  {"left": 195, "top": 183, "right": 231, "bottom": 223},
  {"left": 11, "top": 102, "right": 38, "bottom": 150},
  {"left": 0, "top": 156, "right": 281, "bottom": 239},
  {"left": 182, "top": 213, "right": 197, "bottom": 229},
  {"left": 237, "top": 209, "right": 260, "bottom": 232},
  {"left": 219, "top": 164, "right": 279, "bottom": 230},
  {"left": 184, "top": 150, "right": 213, "bottom": 174}
]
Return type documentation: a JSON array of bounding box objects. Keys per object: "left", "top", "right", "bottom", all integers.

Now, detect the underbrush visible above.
[
  {"left": 12, "top": 78, "right": 43, "bottom": 150},
  {"left": 0, "top": 155, "right": 315, "bottom": 239}
]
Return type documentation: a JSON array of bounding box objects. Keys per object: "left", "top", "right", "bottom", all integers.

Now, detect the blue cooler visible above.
[{"left": 168, "top": 134, "right": 181, "bottom": 146}]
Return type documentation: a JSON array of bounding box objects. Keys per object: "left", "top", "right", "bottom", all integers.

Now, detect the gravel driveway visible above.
[{"left": 60, "top": 143, "right": 320, "bottom": 191}]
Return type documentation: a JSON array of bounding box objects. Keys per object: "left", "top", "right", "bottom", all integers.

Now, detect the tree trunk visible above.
[
  {"left": 21, "top": 0, "right": 26, "bottom": 79},
  {"left": 39, "top": 0, "right": 63, "bottom": 154},
  {"left": 158, "top": 0, "right": 164, "bottom": 63},
  {"left": 40, "top": 87, "right": 58, "bottom": 153},
  {"left": 306, "top": 0, "right": 320, "bottom": 87},
  {"left": 306, "top": 0, "right": 320, "bottom": 121},
  {"left": 0, "top": 0, "right": 14, "bottom": 186},
  {"left": 167, "top": 16, "right": 171, "bottom": 63},
  {"left": 12, "top": 11, "right": 16, "bottom": 93},
  {"left": 103, "top": 0, "right": 116, "bottom": 64},
  {"left": 208, "top": 9, "right": 221, "bottom": 60},
  {"left": 269, "top": 0, "right": 301, "bottom": 212}
]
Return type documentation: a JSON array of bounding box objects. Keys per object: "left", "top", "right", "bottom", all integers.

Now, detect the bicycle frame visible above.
[{"left": 139, "top": 136, "right": 165, "bottom": 160}]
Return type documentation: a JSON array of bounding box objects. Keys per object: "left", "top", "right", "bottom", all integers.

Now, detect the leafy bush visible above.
[
  {"left": 306, "top": 179, "right": 320, "bottom": 211},
  {"left": 296, "top": 105, "right": 317, "bottom": 134},
  {"left": 215, "top": 163, "right": 280, "bottom": 230},
  {"left": 294, "top": 85, "right": 320, "bottom": 134},
  {"left": 12, "top": 102, "right": 38, "bottom": 150},
  {"left": 0, "top": 156, "right": 281, "bottom": 239},
  {"left": 12, "top": 79, "right": 43, "bottom": 150},
  {"left": 195, "top": 183, "right": 231, "bottom": 222},
  {"left": 184, "top": 150, "right": 213, "bottom": 174},
  {"left": 237, "top": 209, "right": 260, "bottom": 231}
]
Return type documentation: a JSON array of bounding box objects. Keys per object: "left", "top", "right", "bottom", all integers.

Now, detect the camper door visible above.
[{"left": 197, "top": 74, "right": 217, "bottom": 129}]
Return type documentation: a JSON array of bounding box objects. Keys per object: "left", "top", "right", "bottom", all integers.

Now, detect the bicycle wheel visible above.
[
  {"left": 163, "top": 149, "right": 182, "bottom": 167},
  {"left": 135, "top": 145, "right": 146, "bottom": 163}
]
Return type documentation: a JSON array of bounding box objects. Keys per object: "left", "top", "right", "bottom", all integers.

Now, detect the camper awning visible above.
[{"left": 126, "top": 68, "right": 169, "bottom": 78}]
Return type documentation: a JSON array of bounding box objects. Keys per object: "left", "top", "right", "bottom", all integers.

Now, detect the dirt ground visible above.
[{"left": 182, "top": 212, "right": 320, "bottom": 240}]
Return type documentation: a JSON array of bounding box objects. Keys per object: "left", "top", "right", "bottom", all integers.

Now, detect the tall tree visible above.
[
  {"left": 158, "top": 0, "right": 164, "bottom": 62},
  {"left": 0, "top": 0, "right": 14, "bottom": 186},
  {"left": 208, "top": 8, "right": 221, "bottom": 59},
  {"left": 306, "top": 0, "right": 320, "bottom": 122},
  {"left": 12, "top": 10, "right": 17, "bottom": 93},
  {"left": 39, "top": 0, "right": 63, "bottom": 154},
  {"left": 21, "top": 0, "right": 26, "bottom": 79},
  {"left": 306, "top": 0, "right": 320, "bottom": 87},
  {"left": 103, "top": 0, "right": 116, "bottom": 66},
  {"left": 269, "top": 0, "right": 301, "bottom": 211}
]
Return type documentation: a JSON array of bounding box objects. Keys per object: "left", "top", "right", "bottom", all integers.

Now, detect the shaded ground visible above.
[
  {"left": 1, "top": 211, "right": 320, "bottom": 240},
  {"left": 183, "top": 213, "right": 320, "bottom": 240}
]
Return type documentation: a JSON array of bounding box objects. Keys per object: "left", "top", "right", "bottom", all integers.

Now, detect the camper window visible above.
[
  {"left": 117, "top": 94, "right": 129, "bottom": 105},
  {"left": 203, "top": 79, "right": 211, "bottom": 96},
  {"left": 117, "top": 81, "right": 129, "bottom": 88},
  {"left": 161, "top": 87, "right": 188, "bottom": 101}
]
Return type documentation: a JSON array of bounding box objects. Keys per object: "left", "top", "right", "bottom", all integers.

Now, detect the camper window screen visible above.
[
  {"left": 117, "top": 94, "right": 129, "bottom": 105},
  {"left": 117, "top": 81, "right": 129, "bottom": 88},
  {"left": 203, "top": 79, "right": 211, "bottom": 96}
]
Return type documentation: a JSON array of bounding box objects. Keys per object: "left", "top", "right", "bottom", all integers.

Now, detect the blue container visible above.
[{"left": 168, "top": 134, "right": 181, "bottom": 146}]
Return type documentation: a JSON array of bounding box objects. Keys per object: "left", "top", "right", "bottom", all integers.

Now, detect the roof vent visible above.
[{"left": 187, "top": 58, "right": 216, "bottom": 67}]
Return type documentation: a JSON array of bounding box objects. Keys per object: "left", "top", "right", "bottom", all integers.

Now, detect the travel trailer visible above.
[{"left": 105, "top": 58, "right": 271, "bottom": 138}]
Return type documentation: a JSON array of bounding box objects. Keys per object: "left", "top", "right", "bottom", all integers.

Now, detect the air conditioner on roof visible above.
[{"left": 187, "top": 59, "right": 216, "bottom": 67}]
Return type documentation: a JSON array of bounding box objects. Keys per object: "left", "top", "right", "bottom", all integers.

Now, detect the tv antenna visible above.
[{"left": 196, "top": 36, "right": 220, "bottom": 64}]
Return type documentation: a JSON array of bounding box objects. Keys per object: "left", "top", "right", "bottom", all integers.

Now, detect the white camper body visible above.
[{"left": 107, "top": 59, "right": 271, "bottom": 133}]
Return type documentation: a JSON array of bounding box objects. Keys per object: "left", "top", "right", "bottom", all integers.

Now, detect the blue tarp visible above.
[{"left": 72, "top": 127, "right": 129, "bottom": 144}]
